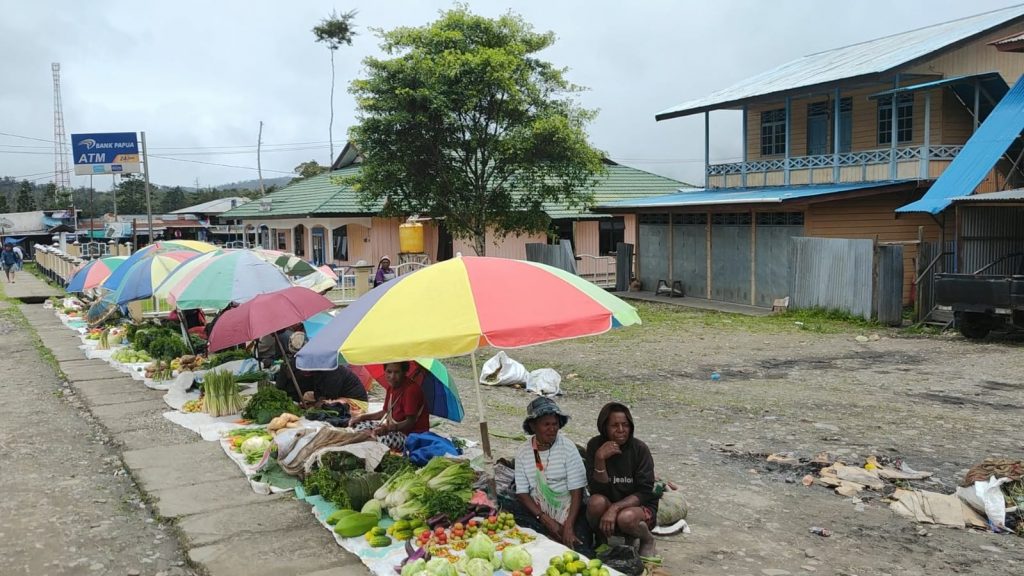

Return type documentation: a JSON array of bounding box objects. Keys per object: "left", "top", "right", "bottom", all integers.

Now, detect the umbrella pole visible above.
[
  {"left": 275, "top": 336, "right": 305, "bottom": 401},
  {"left": 470, "top": 352, "right": 492, "bottom": 459}
]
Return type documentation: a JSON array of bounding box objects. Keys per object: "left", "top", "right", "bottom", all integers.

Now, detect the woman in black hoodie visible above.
[{"left": 585, "top": 402, "right": 659, "bottom": 558}]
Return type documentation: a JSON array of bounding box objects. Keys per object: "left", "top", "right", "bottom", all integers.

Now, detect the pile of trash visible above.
[{"left": 794, "top": 452, "right": 1021, "bottom": 534}]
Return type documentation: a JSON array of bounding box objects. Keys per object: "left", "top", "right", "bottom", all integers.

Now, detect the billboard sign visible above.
[{"left": 71, "top": 132, "right": 141, "bottom": 175}]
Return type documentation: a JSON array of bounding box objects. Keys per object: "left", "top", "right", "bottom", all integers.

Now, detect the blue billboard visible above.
[{"left": 71, "top": 132, "right": 141, "bottom": 175}]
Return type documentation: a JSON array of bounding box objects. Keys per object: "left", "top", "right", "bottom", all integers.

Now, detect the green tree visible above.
[
  {"left": 115, "top": 175, "right": 147, "bottom": 214},
  {"left": 292, "top": 160, "right": 328, "bottom": 183},
  {"left": 16, "top": 180, "right": 35, "bottom": 212},
  {"left": 162, "top": 186, "right": 187, "bottom": 213},
  {"left": 349, "top": 7, "right": 605, "bottom": 256},
  {"left": 313, "top": 9, "right": 357, "bottom": 165},
  {"left": 0, "top": 190, "right": 9, "bottom": 213}
]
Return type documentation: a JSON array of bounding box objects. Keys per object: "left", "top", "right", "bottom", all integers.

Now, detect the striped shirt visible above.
[{"left": 514, "top": 433, "right": 587, "bottom": 523}]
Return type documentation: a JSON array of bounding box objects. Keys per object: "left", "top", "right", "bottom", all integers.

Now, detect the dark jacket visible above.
[
  {"left": 585, "top": 402, "right": 659, "bottom": 515},
  {"left": 275, "top": 360, "right": 367, "bottom": 403}
]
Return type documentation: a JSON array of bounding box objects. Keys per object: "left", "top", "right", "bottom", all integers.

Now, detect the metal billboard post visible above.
[{"left": 141, "top": 131, "right": 154, "bottom": 243}]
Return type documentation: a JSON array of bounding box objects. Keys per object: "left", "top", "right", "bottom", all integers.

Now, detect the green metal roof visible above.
[{"left": 222, "top": 162, "right": 688, "bottom": 220}]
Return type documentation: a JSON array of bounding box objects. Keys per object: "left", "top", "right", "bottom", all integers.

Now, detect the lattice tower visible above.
[{"left": 52, "top": 62, "right": 72, "bottom": 203}]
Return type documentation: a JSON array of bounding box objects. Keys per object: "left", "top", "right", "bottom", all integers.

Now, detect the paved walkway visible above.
[
  {"left": 4, "top": 266, "right": 61, "bottom": 303},
  {"left": 614, "top": 290, "right": 772, "bottom": 316},
  {"left": 10, "top": 282, "right": 366, "bottom": 575}
]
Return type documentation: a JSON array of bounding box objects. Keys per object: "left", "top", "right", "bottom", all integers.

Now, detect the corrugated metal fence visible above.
[
  {"left": 916, "top": 241, "right": 955, "bottom": 323},
  {"left": 960, "top": 206, "right": 1024, "bottom": 274},
  {"left": 525, "top": 241, "right": 577, "bottom": 274},
  {"left": 792, "top": 238, "right": 875, "bottom": 319},
  {"left": 791, "top": 237, "right": 904, "bottom": 323}
]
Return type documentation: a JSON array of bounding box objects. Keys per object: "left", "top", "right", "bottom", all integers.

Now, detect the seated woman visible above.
[
  {"left": 275, "top": 332, "right": 368, "bottom": 406},
  {"left": 585, "top": 402, "right": 660, "bottom": 559},
  {"left": 348, "top": 361, "right": 428, "bottom": 451},
  {"left": 511, "top": 397, "right": 592, "bottom": 555},
  {"left": 373, "top": 255, "right": 396, "bottom": 287}
]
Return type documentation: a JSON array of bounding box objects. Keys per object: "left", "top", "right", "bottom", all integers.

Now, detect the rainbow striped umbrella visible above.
[
  {"left": 297, "top": 255, "right": 641, "bottom": 367},
  {"left": 295, "top": 256, "right": 641, "bottom": 454},
  {"left": 163, "top": 250, "right": 293, "bottom": 310},
  {"left": 66, "top": 256, "right": 126, "bottom": 293},
  {"left": 101, "top": 240, "right": 216, "bottom": 291},
  {"left": 110, "top": 251, "right": 200, "bottom": 305},
  {"left": 359, "top": 359, "right": 464, "bottom": 423}
]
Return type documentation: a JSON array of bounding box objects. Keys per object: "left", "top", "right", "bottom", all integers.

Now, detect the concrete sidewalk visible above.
[
  {"left": 4, "top": 267, "right": 61, "bottom": 303},
  {"left": 17, "top": 296, "right": 367, "bottom": 576}
]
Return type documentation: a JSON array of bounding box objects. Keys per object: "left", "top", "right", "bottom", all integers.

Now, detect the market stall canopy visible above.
[
  {"left": 165, "top": 250, "right": 294, "bottom": 311},
  {"left": 297, "top": 255, "right": 642, "bottom": 368},
  {"left": 66, "top": 256, "right": 127, "bottom": 293},
  {"left": 207, "top": 286, "right": 334, "bottom": 352},
  {"left": 110, "top": 251, "right": 200, "bottom": 305},
  {"left": 101, "top": 240, "right": 217, "bottom": 292}
]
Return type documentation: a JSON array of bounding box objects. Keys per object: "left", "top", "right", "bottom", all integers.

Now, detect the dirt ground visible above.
[
  {"left": 0, "top": 303, "right": 196, "bottom": 576},
  {"left": 431, "top": 303, "right": 1024, "bottom": 576}
]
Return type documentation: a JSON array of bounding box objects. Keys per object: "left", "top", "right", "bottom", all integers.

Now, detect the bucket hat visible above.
[{"left": 522, "top": 396, "right": 569, "bottom": 434}]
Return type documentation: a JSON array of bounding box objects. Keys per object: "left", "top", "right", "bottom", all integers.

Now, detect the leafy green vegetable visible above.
[
  {"left": 240, "top": 436, "right": 272, "bottom": 464},
  {"left": 241, "top": 386, "right": 299, "bottom": 424},
  {"left": 378, "top": 453, "right": 413, "bottom": 478},
  {"left": 464, "top": 558, "right": 494, "bottom": 576},
  {"left": 426, "top": 462, "right": 474, "bottom": 491},
  {"left": 420, "top": 488, "right": 469, "bottom": 521},
  {"left": 501, "top": 545, "right": 532, "bottom": 571},
  {"left": 466, "top": 533, "right": 495, "bottom": 561}
]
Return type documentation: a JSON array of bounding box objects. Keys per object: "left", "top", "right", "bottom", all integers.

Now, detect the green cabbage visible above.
[
  {"left": 240, "top": 436, "right": 271, "bottom": 463},
  {"left": 424, "top": 558, "right": 457, "bottom": 576},
  {"left": 401, "top": 558, "right": 427, "bottom": 576},
  {"left": 464, "top": 558, "right": 494, "bottom": 576},
  {"left": 466, "top": 533, "right": 495, "bottom": 561},
  {"left": 501, "top": 545, "right": 533, "bottom": 572}
]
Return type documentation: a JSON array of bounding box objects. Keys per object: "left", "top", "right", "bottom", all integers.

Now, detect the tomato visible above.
[
  {"left": 453, "top": 522, "right": 464, "bottom": 531},
  {"left": 434, "top": 526, "right": 446, "bottom": 536},
  {"left": 524, "top": 567, "right": 533, "bottom": 576},
  {"left": 487, "top": 515, "right": 497, "bottom": 523},
  {"left": 468, "top": 519, "right": 478, "bottom": 527}
]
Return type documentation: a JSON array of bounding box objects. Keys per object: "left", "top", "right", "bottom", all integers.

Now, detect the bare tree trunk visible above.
[
  {"left": 473, "top": 232, "right": 486, "bottom": 257},
  {"left": 328, "top": 50, "right": 336, "bottom": 166}
]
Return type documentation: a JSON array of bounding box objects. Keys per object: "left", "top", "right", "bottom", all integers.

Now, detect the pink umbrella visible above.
[{"left": 207, "top": 286, "right": 335, "bottom": 352}]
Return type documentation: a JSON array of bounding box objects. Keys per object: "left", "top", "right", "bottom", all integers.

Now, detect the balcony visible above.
[{"left": 706, "top": 145, "right": 963, "bottom": 188}]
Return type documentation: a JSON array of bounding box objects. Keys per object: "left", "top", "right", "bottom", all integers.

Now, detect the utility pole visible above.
[
  {"left": 257, "top": 121, "right": 266, "bottom": 197},
  {"left": 141, "top": 131, "right": 154, "bottom": 242}
]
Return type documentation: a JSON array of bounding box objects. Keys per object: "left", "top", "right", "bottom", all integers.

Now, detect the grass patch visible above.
[{"left": 621, "top": 302, "right": 880, "bottom": 335}]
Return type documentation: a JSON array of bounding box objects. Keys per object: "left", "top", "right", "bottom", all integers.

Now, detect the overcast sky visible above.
[{"left": 0, "top": 0, "right": 1018, "bottom": 191}]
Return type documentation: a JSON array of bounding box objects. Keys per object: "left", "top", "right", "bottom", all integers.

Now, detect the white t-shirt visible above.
[{"left": 514, "top": 433, "right": 587, "bottom": 523}]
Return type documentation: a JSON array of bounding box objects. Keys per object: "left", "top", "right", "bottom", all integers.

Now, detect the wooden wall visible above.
[{"left": 803, "top": 191, "right": 943, "bottom": 303}]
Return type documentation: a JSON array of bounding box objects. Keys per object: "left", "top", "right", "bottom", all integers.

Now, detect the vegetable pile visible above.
[
  {"left": 202, "top": 369, "right": 247, "bottom": 417},
  {"left": 241, "top": 385, "right": 299, "bottom": 424}
]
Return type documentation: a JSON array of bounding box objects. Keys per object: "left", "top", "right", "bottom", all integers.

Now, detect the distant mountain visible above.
[{"left": 214, "top": 176, "right": 293, "bottom": 191}]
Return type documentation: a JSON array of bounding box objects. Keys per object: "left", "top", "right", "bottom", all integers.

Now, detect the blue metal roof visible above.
[
  {"left": 597, "top": 181, "right": 912, "bottom": 210},
  {"left": 869, "top": 72, "right": 1009, "bottom": 124},
  {"left": 897, "top": 72, "right": 1024, "bottom": 215},
  {"left": 657, "top": 5, "right": 1024, "bottom": 120}
]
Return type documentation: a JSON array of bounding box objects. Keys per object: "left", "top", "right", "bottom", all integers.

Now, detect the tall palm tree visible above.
[{"left": 313, "top": 10, "right": 357, "bottom": 167}]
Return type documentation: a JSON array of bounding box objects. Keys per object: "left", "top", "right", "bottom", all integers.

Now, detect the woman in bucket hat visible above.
[{"left": 511, "top": 397, "right": 593, "bottom": 555}]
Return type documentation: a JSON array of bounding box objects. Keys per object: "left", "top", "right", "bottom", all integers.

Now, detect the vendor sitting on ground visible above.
[
  {"left": 585, "top": 402, "right": 660, "bottom": 559},
  {"left": 511, "top": 397, "right": 593, "bottom": 555},
  {"left": 274, "top": 332, "right": 368, "bottom": 406},
  {"left": 348, "top": 361, "right": 429, "bottom": 451}
]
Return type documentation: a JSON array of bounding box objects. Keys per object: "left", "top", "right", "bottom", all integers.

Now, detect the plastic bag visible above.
[
  {"left": 526, "top": 368, "right": 561, "bottom": 396},
  {"left": 479, "top": 351, "right": 528, "bottom": 386},
  {"left": 598, "top": 544, "right": 644, "bottom": 576},
  {"left": 960, "top": 476, "right": 1013, "bottom": 530}
]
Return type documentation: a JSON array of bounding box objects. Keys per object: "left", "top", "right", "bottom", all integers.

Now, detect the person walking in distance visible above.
[{"left": 1, "top": 245, "right": 20, "bottom": 283}]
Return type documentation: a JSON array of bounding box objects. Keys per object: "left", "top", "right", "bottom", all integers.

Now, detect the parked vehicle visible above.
[{"left": 934, "top": 255, "right": 1024, "bottom": 338}]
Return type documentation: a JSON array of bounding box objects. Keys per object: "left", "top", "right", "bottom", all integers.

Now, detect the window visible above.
[
  {"left": 807, "top": 102, "right": 829, "bottom": 156},
  {"left": 878, "top": 94, "right": 913, "bottom": 145},
  {"left": 711, "top": 213, "right": 752, "bottom": 225},
  {"left": 293, "top": 225, "right": 305, "bottom": 257},
  {"left": 598, "top": 217, "right": 625, "bottom": 255},
  {"left": 760, "top": 109, "right": 787, "bottom": 156},
  {"left": 332, "top": 225, "right": 348, "bottom": 261},
  {"left": 276, "top": 232, "right": 286, "bottom": 251},
  {"left": 807, "top": 99, "right": 852, "bottom": 155},
  {"left": 548, "top": 219, "right": 574, "bottom": 247},
  {"left": 838, "top": 98, "right": 852, "bottom": 153},
  {"left": 756, "top": 212, "right": 804, "bottom": 226}
]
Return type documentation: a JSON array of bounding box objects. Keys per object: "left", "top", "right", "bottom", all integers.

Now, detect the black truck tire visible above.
[{"left": 958, "top": 312, "right": 991, "bottom": 340}]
